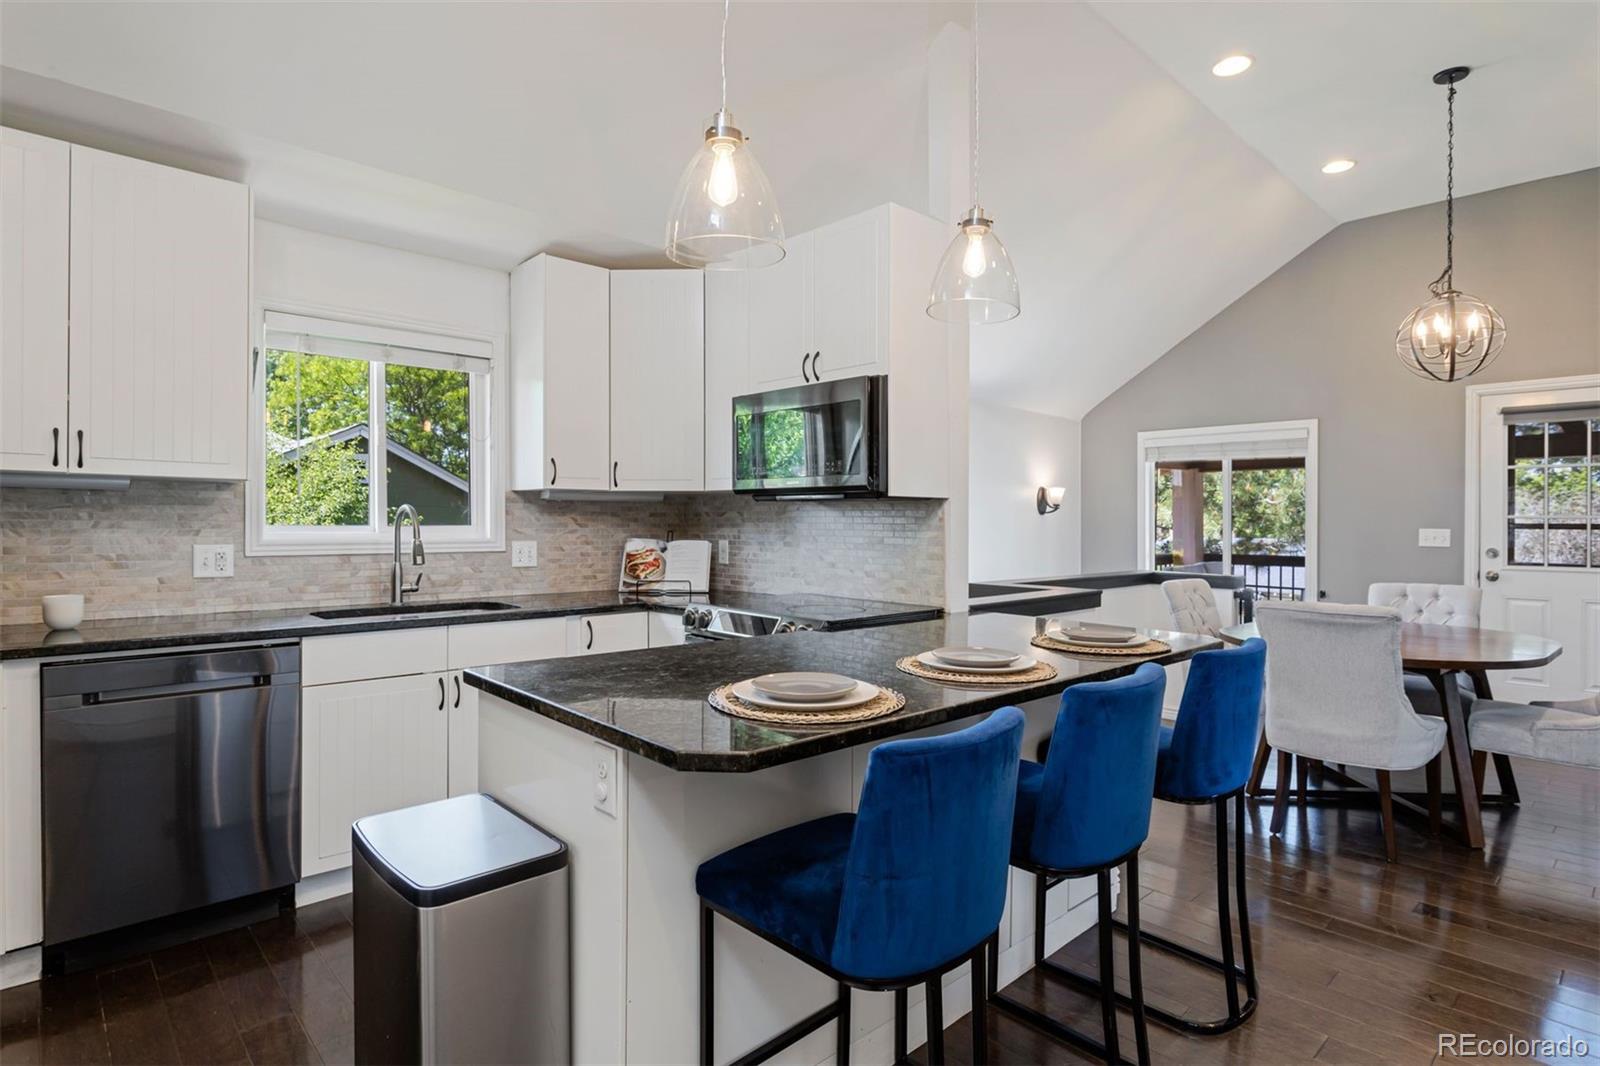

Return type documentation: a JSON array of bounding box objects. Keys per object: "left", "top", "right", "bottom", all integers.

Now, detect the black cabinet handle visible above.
[
  {"left": 612, "top": 461, "right": 619, "bottom": 489},
  {"left": 585, "top": 619, "right": 594, "bottom": 650},
  {"left": 550, "top": 457, "right": 557, "bottom": 485},
  {"left": 801, "top": 352, "right": 812, "bottom": 383},
  {"left": 75, "top": 429, "right": 83, "bottom": 469},
  {"left": 51, "top": 428, "right": 59, "bottom": 467},
  {"left": 437, "top": 676, "right": 446, "bottom": 710},
  {"left": 810, "top": 352, "right": 821, "bottom": 380},
  {"left": 453, "top": 674, "right": 461, "bottom": 708}
]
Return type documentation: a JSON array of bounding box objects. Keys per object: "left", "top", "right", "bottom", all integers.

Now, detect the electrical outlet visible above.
[
  {"left": 512, "top": 540, "right": 538, "bottom": 567},
  {"left": 193, "top": 544, "right": 234, "bottom": 578},
  {"left": 593, "top": 741, "right": 619, "bottom": 817},
  {"left": 1418, "top": 528, "right": 1452, "bottom": 548},
  {"left": 717, "top": 539, "right": 729, "bottom": 565}
]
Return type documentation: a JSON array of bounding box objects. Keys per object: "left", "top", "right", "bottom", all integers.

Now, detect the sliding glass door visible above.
[{"left": 1140, "top": 421, "right": 1317, "bottom": 603}]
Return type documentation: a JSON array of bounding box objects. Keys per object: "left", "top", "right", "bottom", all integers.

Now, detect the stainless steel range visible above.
[{"left": 680, "top": 605, "right": 820, "bottom": 641}]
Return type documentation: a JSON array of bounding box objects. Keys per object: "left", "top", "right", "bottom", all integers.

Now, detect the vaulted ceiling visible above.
[{"left": 2, "top": 2, "right": 1593, "bottom": 420}]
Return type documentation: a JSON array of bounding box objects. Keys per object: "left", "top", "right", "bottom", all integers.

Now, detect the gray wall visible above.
[{"left": 1080, "top": 169, "right": 1599, "bottom": 602}]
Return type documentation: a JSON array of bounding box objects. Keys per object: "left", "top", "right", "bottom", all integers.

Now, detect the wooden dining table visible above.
[{"left": 1220, "top": 620, "right": 1563, "bottom": 849}]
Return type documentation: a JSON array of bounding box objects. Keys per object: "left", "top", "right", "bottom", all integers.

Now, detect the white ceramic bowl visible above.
[{"left": 41, "top": 594, "right": 84, "bottom": 631}]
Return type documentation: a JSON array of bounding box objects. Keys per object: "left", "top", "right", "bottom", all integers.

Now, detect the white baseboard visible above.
[
  {"left": 294, "top": 867, "right": 352, "bottom": 908},
  {"left": 0, "top": 946, "right": 41, "bottom": 990}
]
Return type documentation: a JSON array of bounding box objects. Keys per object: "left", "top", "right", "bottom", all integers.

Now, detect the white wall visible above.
[{"left": 968, "top": 401, "right": 1081, "bottom": 581}]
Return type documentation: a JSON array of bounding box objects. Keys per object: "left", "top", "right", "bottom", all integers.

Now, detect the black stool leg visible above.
[
  {"left": 986, "top": 932, "right": 999, "bottom": 997},
  {"left": 925, "top": 976, "right": 945, "bottom": 1065},
  {"left": 700, "top": 903, "right": 714, "bottom": 1066},
  {"left": 970, "top": 944, "right": 988, "bottom": 1064},
  {"left": 1234, "top": 792, "right": 1258, "bottom": 1003},
  {"left": 1124, "top": 857, "right": 1150, "bottom": 1066},
  {"left": 893, "top": 987, "right": 907, "bottom": 1064},
  {"left": 836, "top": 983, "right": 851, "bottom": 1065},
  {"left": 1214, "top": 796, "right": 1241, "bottom": 1021},
  {"left": 1034, "top": 870, "right": 1048, "bottom": 965},
  {"left": 1096, "top": 869, "right": 1121, "bottom": 1064}
]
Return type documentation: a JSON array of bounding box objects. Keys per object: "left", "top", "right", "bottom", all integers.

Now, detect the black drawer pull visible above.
[
  {"left": 76, "top": 429, "right": 83, "bottom": 468},
  {"left": 437, "top": 676, "right": 446, "bottom": 710},
  {"left": 52, "top": 428, "right": 59, "bottom": 467}
]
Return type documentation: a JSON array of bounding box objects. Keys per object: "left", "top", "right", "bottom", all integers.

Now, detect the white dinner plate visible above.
[
  {"left": 749, "top": 672, "right": 858, "bottom": 703},
  {"left": 1048, "top": 626, "right": 1145, "bottom": 647},
  {"left": 917, "top": 651, "right": 1038, "bottom": 674},
  {"left": 929, "top": 646, "right": 1023, "bottom": 669},
  {"left": 731, "top": 678, "right": 879, "bottom": 711}
]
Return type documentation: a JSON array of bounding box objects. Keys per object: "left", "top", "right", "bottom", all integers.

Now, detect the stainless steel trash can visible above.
[{"left": 353, "top": 794, "right": 569, "bottom": 1065}]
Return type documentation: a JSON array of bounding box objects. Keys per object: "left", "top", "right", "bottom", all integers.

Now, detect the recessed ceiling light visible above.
[
  {"left": 1212, "top": 54, "right": 1253, "bottom": 78},
  {"left": 1321, "top": 159, "right": 1357, "bottom": 175}
]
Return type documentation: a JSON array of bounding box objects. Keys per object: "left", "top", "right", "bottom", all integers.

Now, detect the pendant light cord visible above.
[
  {"left": 1431, "top": 83, "right": 1456, "bottom": 296},
  {"left": 971, "top": 0, "right": 981, "bottom": 209},
  {"left": 720, "top": 0, "right": 729, "bottom": 114}
]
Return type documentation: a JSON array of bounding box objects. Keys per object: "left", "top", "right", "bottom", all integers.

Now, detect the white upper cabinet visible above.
[
  {"left": 609, "top": 269, "right": 704, "bottom": 492},
  {"left": 704, "top": 203, "right": 961, "bottom": 498},
  {"left": 509, "top": 254, "right": 611, "bottom": 491},
  {"left": 67, "top": 145, "right": 250, "bottom": 479},
  {"left": 0, "top": 130, "right": 70, "bottom": 473}
]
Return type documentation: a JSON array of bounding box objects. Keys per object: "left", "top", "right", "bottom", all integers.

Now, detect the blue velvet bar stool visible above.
[
  {"left": 696, "top": 707, "right": 1025, "bottom": 1066},
  {"left": 986, "top": 664, "right": 1166, "bottom": 1066},
  {"left": 1070, "top": 639, "right": 1267, "bottom": 1037}
]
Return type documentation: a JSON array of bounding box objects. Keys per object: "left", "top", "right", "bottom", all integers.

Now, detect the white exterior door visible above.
[
  {"left": 300, "top": 672, "right": 451, "bottom": 875},
  {"left": 68, "top": 145, "right": 249, "bottom": 479},
  {"left": 609, "top": 269, "right": 704, "bottom": 491},
  {"left": 1471, "top": 377, "right": 1600, "bottom": 703},
  {"left": 0, "top": 129, "right": 70, "bottom": 473}
]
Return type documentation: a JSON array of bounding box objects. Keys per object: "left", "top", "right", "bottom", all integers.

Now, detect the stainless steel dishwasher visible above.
[{"left": 41, "top": 644, "right": 301, "bottom": 946}]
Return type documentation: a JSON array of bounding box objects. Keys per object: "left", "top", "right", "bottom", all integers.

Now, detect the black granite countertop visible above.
[
  {"left": 0, "top": 589, "right": 941, "bottom": 661},
  {"left": 466, "top": 613, "right": 1217, "bottom": 773},
  {"left": 967, "top": 569, "right": 1246, "bottom": 616}
]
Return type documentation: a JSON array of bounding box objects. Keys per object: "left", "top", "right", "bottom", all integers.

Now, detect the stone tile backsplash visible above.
[{"left": 0, "top": 482, "right": 945, "bottom": 625}]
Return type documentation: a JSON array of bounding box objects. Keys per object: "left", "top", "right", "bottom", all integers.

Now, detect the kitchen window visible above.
[{"left": 247, "top": 311, "right": 500, "bottom": 555}]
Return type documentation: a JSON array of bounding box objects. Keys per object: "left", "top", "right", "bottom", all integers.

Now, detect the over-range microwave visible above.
[{"left": 732, "top": 375, "right": 888, "bottom": 499}]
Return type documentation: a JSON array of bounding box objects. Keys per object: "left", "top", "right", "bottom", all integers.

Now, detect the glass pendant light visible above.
[
  {"left": 665, "top": 0, "right": 784, "bottom": 270},
  {"left": 1395, "top": 67, "right": 1506, "bottom": 382},
  {"left": 928, "top": 2, "right": 1019, "bottom": 323}
]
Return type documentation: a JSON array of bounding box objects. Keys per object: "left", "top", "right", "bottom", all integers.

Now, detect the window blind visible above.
[
  {"left": 1140, "top": 425, "right": 1312, "bottom": 464},
  {"left": 263, "top": 310, "right": 491, "bottom": 374}
]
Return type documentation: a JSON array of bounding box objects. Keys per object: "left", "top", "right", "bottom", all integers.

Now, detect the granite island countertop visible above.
[
  {"left": 466, "top": 613, "right": 1217, "bottom": 772},
  {"left": 967, "top": 569, "right": 1247, "bottom": 616},
  {"left": 0, "top": 589, "right": 942, "bottom": 661}
]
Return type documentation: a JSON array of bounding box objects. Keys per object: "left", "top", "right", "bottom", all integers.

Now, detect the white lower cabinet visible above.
[
  {"left": 569, "top": 612, "right": 650, "bottom": 655},
  {"left": 300, "top": 671, "right": 452, "bottom": 877}
]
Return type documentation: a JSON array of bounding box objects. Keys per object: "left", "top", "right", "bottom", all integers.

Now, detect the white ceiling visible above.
[
  {"left": 1094, "top": 1, "right": 1600, "bottom": 223},
  {"left": 1, "top": 2, "right": 1592, "bottom": 420}
]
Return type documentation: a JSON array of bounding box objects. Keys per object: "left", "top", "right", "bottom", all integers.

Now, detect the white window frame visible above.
[
  {"left": 1136, "top": 419, "right": 1319, "bottom": 599},
  {"left": 246, "top": 305, "right": 505, "bottom": 557}
]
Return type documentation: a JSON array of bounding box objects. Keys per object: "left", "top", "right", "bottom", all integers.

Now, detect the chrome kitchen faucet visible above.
[{"left": 392, "top": 503, "right": 426, "bottom": 605}]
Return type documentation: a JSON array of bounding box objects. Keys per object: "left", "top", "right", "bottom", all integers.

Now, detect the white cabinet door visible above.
[
  {"left": 0, "top": 130, "right": 70, "bottom": 474},
  {"left": 807, "top": 210, "right": 887, "bottom": 380},
  {"left": 647, "top": 611, "right": 686, "bottom": 647},
  {"left": 549, "top": 258, "right": 609, "bottom": 490},
  {"left": 300, "top": 672, "right": 450, "bottom": 876},
  {"left": 1, "top": 662, "right": 42, "bottom": 951},
  {"left": 746, "top": 234, "right": 811, "bottom": 390},
  {"left": 68, "top": 145, "right": 249, "bottom": 479},
  {"left": 703, "top": 271, "right": 749, "bottom": 491},
  {"left": 447, "top": 672, "right": 479, "bottom": 797},
  {"left": 570, "top": 612, "right": 650, "bottom": 655},
  {"left": 609, "top": 270, "right": 705, "bottom": 492}
]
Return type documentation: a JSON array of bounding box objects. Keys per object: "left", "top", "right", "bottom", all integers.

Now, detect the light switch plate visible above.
[
  {"left": 512, "top": 540, "right": 538, "bottom": 567},
  {"left": 593, "top": 742, "right": 619, "bottom": 817},
  {"left": 193, "top": 544, "right": 234, "bottom": 578},
  {"left": 1418, "top": 528, "right": 1452, "bottom": 548}
]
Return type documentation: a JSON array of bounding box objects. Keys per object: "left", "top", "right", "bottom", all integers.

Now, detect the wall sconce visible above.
[{"left": 1036, "top": 486, "right": 1065, "bottom": 515}]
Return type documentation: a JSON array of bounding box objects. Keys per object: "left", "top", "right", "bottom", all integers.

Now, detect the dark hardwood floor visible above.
[{"left": 1, "top": 756, "right": 1595, "bottom": 1065}]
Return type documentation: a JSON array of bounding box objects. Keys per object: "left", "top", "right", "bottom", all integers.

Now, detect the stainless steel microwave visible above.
[{"left": 732, "top": 375, "right": 888, "bottom": 498}]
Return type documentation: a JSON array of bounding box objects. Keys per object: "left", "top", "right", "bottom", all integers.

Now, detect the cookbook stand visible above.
[{"left": 621, "top": 578, "right": 697, "bottom": 600}]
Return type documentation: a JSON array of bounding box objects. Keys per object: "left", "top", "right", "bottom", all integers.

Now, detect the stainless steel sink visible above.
[{"left": 310, "top": 600, "right": 519, "bottom": 620}]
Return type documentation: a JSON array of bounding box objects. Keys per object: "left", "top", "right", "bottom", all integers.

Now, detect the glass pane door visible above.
[
  {"left": 1229, "top": 459, "right": 1307, "bottom": 601},
  {"left": 1153, "top": 461, "right": 1222, "bottom": 571}
]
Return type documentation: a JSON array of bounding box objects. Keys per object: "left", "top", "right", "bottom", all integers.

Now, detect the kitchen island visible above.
[{"left": 467, "top": 613, "right": 1216, "bottom": 1064}]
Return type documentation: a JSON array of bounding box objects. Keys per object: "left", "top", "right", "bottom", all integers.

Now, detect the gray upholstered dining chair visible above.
[
  {"left": 1468, "top": 696, "right": 1600, "bottom": 777},
  {"left": 1257, "top": 601, "right": 1448, "bottom": 862},
  {"left": 1162, "top": 578, "right": 1224, "bottom": 637},
  {"left": 1367, "top": 582, "right": 1482, "bottom": 717}
]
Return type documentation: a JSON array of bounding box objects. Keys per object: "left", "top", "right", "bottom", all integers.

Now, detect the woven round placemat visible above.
[
  {"left": 708, "top": 683, "right": 906, "bottom": 726},
  {"left": 1030, "top": 634, "right": 1170, "bottom": 657},
  {"left": 896, "top": 656, "right": 1058, "bottom": 685}
]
